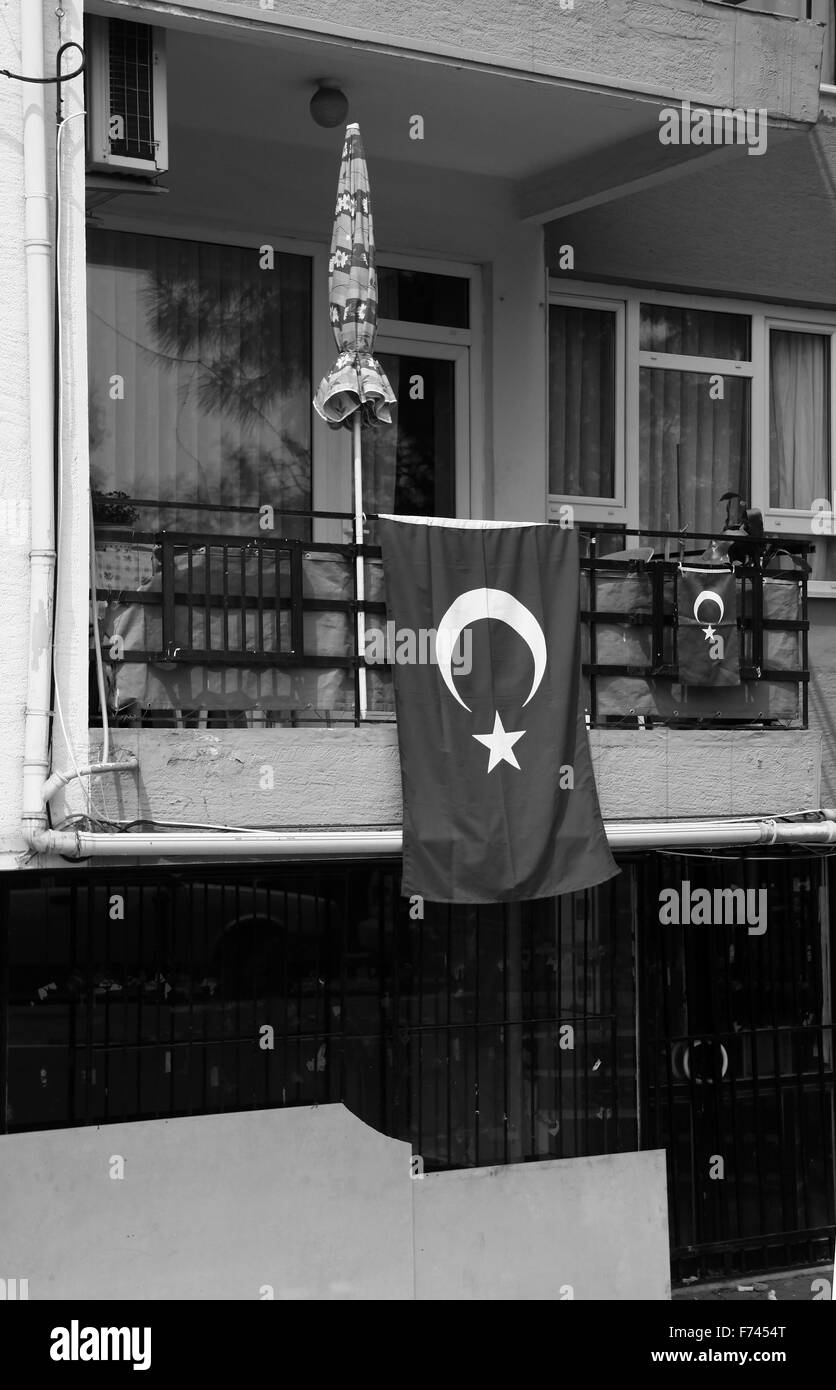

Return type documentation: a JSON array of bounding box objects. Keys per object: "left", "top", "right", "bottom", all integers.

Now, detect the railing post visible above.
[{"left": 161, "top": 535, "right": 175, "bottom": 657}]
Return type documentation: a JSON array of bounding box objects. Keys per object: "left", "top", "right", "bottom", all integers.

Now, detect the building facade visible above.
[{"left": 1, "top": 0, "right": 836, "bottom": 1289}]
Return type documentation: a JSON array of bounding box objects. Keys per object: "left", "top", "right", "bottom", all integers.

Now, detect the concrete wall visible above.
[
  {"left": 92, "top": 0, "right": 823, "bottom": 121},
  {"left": 0, "top": 1103, "right": 670, "bottom": 1300},
  {"left": 73, "top": 727, "right": 820, "bottom": 833},
  {"left": 414, "top": 1149, "right": 671, "bottom": 1300}
]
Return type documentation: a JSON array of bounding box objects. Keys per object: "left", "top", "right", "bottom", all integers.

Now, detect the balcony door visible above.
[{"left": 318, "top": 337, "right": 469, "bottom": 546}]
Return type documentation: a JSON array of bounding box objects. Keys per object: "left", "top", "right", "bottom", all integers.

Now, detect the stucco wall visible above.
[
  {"left": 0, "top": 1103, "right": 670, "bottom": 1300},
  {"left": 72, "top": 726, "right": 819, "bottom": 835}
]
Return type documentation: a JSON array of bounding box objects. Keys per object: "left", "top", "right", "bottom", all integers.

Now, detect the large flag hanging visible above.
[
  {"left": 377, "top": 517, "right": 619, "bottom": 904},
  {"left": 678, "top": 567, "right": 741, "bottom": 686}
]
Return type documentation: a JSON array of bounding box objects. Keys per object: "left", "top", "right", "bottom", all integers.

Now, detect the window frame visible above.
[
  {"left": 548, "top": 278, "right": 836, "bottom": 595},
  {"left": 761, "top": 316, "right": 836, "bottom": 534},
  {"left": 546, "top": 291, "right": 627, "bottom": 525}
]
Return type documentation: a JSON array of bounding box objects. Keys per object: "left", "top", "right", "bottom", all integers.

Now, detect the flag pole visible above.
[{"left": 353, "top": 410, "right": 367, "bottom": 718}]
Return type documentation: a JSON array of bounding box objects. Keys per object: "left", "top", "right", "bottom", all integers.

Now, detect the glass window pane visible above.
[
  {"left": 86, "top": 229, "right": 312, "bottom": 539},
  {"left": 640, "top": 367, "right": 750, "bottom": 534},
  {"left": 377, "top": 267, "right": 469, "bottom": 328},
  {"left": 549, "top": 304, "right": 616, "bottom": 498},
  {"left": 364, "top": 354, "right": 456, "bottom": 529},
  {"left": 640, "top": 304, "right": 751, "bottom": 361},
  {"left": 769, "top": 329, "right": 830, "bottom": 509}
]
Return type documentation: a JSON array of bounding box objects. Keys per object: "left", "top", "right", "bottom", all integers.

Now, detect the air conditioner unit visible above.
[{"left": 85, "top": 16, "right": 168, "bottom": 176}]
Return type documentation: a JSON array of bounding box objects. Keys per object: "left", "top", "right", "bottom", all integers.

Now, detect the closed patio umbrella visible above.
[{"left": 314, "top": 122, "right": 395, "bottom": 717}]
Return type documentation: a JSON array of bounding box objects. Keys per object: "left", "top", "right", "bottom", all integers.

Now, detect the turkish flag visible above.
[
  {"left": 677, "top": 567, "right": 741, "bottom": 686},
  {"left": 377, "top": 517, "right": 619, "bottom": 904}
]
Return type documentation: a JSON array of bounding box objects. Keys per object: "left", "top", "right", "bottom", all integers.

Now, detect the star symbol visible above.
[
  {"left": 702, "top": 624, "right": 717, "bottom": 641},
  {"left": 472, "top": 712, "right": 525, "bottom": 773}
]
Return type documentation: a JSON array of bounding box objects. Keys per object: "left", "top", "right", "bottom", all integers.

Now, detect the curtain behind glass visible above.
[
  {"left": 549, "top": 305, "right": 616, "bottom": 498},
  {"left": 769, "top": 330, "right": 829, "bottom": 509},
  {"left": 87, "top": 230, "right": 312, "bottom": 537},
  {"left": 639, "top": 304, "right": 750, "bottom": 535},
  {"left": 640, "top": 370, "right": 750, "bottom": 535}
]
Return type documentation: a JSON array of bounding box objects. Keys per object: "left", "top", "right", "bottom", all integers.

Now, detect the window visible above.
[
  {"left": 548, "top": 283, "right": 836, "bottom": 591},
  {"left": 87, "top": 231, "right": 478, "bottom": 726},
  {"left": 769, "top": 328, "right": 831, "bottom": 509},
  {"left": 377, "top": 266, "right": 469, "bottom": 328},
  {"left": 639, "top": 304, "right": 752, "bottom": 539},
  {"left": 547, "top": 298, "right": 624, "bottom": 523},
  {"left": 87, "top": 229, "right": 313, "bottom": 538}
]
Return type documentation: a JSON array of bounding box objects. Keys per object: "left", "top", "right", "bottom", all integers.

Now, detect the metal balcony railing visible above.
[{"left": 91, "top": 508, "right": 811, "bottom": 731}]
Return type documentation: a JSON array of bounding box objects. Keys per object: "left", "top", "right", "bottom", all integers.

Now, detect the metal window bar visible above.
[{"left": 91, "top": 514, "right": 811, "bottom": 730}]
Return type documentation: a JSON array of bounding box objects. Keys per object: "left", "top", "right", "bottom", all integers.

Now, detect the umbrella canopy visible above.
[{"left": 314, "top": 123, "right": 396, "bottom": 429}]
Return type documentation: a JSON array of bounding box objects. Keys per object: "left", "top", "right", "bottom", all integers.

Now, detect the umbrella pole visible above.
[{"left": 353, "top": 412, "right": 368, "bottom": 719}]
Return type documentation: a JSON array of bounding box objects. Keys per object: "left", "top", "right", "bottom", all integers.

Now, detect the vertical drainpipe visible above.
[{"left": 20, "top": 0, "right": 56, "bottom": 848}]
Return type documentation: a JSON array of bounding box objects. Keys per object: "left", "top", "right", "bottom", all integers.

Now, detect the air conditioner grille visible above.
[{"left": 108, "top": 19, "right": 155, "bottom": 162}]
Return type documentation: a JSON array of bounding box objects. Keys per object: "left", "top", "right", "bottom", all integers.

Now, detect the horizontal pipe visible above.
[{"left": 22, "top": 813, "right": 836, "bottom": 861}]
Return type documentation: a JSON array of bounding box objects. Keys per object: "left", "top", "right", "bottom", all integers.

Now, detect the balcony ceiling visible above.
[
  {"left": 164, "top": 26, "right": 660, "bottom": 184},
  {"left": 87, "top": 2, "right": 827, "bottom": 250}
]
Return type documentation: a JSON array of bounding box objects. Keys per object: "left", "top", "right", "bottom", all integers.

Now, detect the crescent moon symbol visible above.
[
  {"left": 693, "top": 590, "right": 725, "bottom": 626},
  {"left": 434, "top": 587, "right": 547, "bottom": 712}
]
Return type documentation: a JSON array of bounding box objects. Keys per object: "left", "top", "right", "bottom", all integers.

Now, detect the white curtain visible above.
[
  {"left": 549, "top": 304, "right": 615, "bottom": 498},
  {"left": 769, "top": 329, "right": 829, "bottom": 508},
  {"left": 87, "top": 230, "right": 312, "bottom": 537},
  {"left": 640, "top": 369, "right": 750, "bottom": 535}
]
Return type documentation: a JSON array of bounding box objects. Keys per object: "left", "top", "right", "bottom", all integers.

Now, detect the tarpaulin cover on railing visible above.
[{"left": 104, "top": 549, "right": 393, "bottom": 719}]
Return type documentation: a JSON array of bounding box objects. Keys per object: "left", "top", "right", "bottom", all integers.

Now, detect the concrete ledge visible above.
[
  {"left": 104, "top": 0, "right": 824, "bottom": 122},
  {"left": 84, "top": 726, "right": 822, "bottom": 828}
]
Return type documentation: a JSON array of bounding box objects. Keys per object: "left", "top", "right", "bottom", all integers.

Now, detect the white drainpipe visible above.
[
  {"left": 20, "top": 0, "right": 57, "bottom": 851},
  {"left": 23, "top": 813, "right": 836, "bottom": 860},
  {"left": 19, "top": 4, "right": 137, "bottom": 843}
]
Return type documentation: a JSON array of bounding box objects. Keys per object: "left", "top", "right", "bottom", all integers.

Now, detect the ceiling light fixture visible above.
[{"left": 309, "top": 84, "right": 349, "bottom": 128}]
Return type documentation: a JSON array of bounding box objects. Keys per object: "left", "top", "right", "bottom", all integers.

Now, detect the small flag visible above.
[
  {"left": 377, "top": 517, "right": 619, "bottom": 904},
  {"left": 677, "top": 567, "right": 740, "bottom": 686}
]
